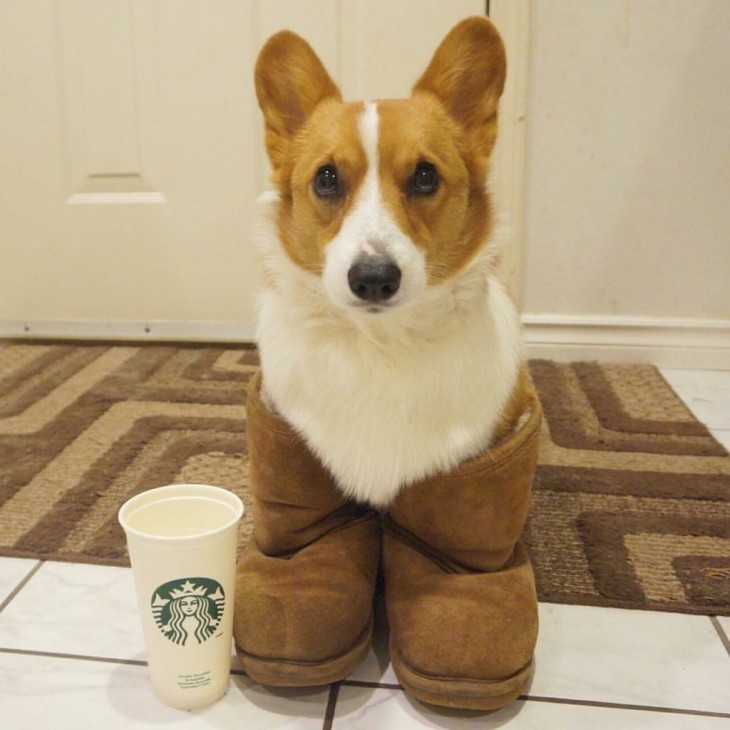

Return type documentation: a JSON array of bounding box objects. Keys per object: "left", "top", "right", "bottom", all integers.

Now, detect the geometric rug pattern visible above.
[
  {"left": 0, "top": 344, "right": 728, "bottom": 615},
  {"left": 527, "top": 360, "right": 730, "bottom": 615}
]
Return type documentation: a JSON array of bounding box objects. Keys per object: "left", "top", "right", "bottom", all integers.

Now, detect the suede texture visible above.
[
  {"left": 235, "top": 370, "right": 542, "bottom": 704},
  {"left": 383, "top": 381, "right": 543, "bottom": 710},
  {"left": 233, "top": 373, "right": 380, "bottom": 683}
]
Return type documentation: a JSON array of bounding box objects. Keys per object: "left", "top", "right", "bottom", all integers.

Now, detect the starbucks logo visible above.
[{"left": 151, "top": 578, "right": 225, "bottom": 646}]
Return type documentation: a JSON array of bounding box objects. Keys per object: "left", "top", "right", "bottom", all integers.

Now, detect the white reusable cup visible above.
[{"left": 118, "top": 484, "right": 244, "bottom": 710}]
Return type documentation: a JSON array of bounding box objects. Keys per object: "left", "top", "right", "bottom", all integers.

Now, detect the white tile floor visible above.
[{"left": 1, "top": 368, "right": 729, "bottom": 729}]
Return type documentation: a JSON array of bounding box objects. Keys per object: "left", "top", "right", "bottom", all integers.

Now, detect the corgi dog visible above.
[{"left": 253, "top": 17, "right": 525, "bottom": 507}]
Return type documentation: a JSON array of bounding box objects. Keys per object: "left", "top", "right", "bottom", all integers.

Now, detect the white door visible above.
[{"left": 0, "top": 0, "right": 499, "bottom": 341}]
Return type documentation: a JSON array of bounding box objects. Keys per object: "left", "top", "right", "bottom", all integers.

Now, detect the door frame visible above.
[{"left": 488, "top": 0, "right": 531, "bottom": 302}]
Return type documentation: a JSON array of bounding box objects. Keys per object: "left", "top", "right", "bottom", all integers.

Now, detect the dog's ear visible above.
[
  {"left": 412, "top": 17, "right": 506, "bottom": 153},
  {"left": 255, "top": 31, "right": 341, "bottom": 167}
]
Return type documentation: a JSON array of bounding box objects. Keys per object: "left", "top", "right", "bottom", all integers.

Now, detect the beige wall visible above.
[
  {"left": 2, "top": 1, "right": 727, "bottom": 365},
  {"left": 521, "top": 0, "right": 730, "bottom": 326}
]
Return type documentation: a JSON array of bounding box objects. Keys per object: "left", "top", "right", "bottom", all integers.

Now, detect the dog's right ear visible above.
[{"left": 255, "top": 31, "right": 341, "bottom": 168}]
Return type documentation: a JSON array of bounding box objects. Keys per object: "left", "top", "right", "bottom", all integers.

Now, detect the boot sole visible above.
[
  {"left": 236, "top": 621, "right": 372, "bottom": 687},
  {"left": 391, "top": 644, "right": 532, "bottom": 711}
]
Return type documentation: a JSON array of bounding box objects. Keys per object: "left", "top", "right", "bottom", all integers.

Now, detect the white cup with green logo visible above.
[{"left": 118, "top": 484, "right": 244, "bottom": 710}]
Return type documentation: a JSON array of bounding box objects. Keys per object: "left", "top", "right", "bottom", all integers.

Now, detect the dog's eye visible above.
[
  {"left": 412, "top": 162, "right": 439, "bottom": 195},
  {"left": 313, "top": 165, "right": 340, "bottom": 197}
]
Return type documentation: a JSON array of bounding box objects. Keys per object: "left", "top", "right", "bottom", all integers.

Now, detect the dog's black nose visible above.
[{"left": 348, "top": 256, "right": 402, "bottom": 303}]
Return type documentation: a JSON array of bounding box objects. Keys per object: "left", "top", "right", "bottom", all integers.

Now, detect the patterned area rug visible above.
[
  {"left": 527, "top": 360, "right": 729, "bottom": 616},
  {"left": 1, "top": 343, "right": 728, "bottom": 616}
]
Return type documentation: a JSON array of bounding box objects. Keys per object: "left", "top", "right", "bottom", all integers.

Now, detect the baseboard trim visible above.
[
  {"left": 2, "top": 315, "right": 729, "bottom": 369},
  {"left": 0, "top": 319, "right": 257, "bottom": 344},
  {"left": 523, "top": 314, "right": 730, "bottom": 369}
]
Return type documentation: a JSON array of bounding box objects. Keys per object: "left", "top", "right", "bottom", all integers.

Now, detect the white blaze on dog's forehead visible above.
[
  {"left": 355, "top": 102, "right": 382, "bottom": 241},
  {"left": 359, "top": 102, "right": 380, "bottom": 171},
  {"left": 321, "top": 100, "right": 427, "bottom": 310}
]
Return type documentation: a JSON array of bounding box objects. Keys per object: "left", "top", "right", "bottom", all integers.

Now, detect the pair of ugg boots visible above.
[{"left": 234, "top": 372, "right": 542, "bottom": 710}]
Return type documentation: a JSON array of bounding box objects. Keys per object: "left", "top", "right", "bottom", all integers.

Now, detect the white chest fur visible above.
[{"left": 255, "top": 219, "right": 522, "bottom": 507}]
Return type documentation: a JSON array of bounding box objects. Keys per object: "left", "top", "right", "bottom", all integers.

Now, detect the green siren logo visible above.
[{"left": 151, "top": 578, "right": 225, "bottom": 646}]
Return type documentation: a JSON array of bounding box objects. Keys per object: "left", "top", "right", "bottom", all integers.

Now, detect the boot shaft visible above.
[
  {"left": 246, "top": 372, "right": 367, "bottom": 555},
  {"left": 385, "top": 381, "right": 542, "bottom": 573}
]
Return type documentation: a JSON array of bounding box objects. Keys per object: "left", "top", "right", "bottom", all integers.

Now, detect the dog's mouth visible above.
[{"left": 350, "top": 302, "right": 391, "bottom": 314}]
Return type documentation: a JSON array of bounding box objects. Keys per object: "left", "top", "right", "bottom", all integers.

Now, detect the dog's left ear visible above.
[{"left": 413, "top": 17, "right": 506, "bottom": 152}]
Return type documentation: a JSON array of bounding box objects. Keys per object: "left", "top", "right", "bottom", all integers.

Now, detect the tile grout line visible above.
[
  {"left": 333, "top": 680, "right": 730, "bottom": 721},
  {"left": 0, "top": 560, "right": 44, "bottom": 614},
  {"left": 522, "top": 694, "right": 730, "bottom": 720},
  {"left": 321, "top": 682, "right": 340, "bottom": 730},
  {"left": 338, "top": 681, "right": 730, "bottom": 721},
  {"left": 710, "top": 615, "right": 730, "bottom": 657},
  {"left": 0, "top": 646, "right": 147, "bottom": 667},
  {"left": 341, "top": 679, "right": 402, "bottom": 691},
  {"left": 2, "top": 646, "right": 729, "bottom": 721}
]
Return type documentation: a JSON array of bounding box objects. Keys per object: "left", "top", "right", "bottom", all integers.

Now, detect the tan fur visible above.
[
  {"left": 376, "top": 96, "right": 492, "bottom": 282},
  {"left": 254, "top": 31, "right": 341, "bottom": 161},
  {"left": 255, "top": 17, "right": 507, "bottom": 284},
  {"left": 492, "top": 368, "right": 536, "bottom": 443}
]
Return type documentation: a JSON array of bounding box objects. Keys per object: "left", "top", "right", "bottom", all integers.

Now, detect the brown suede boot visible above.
[
  {"left": 383, "top": 378, "right": 542, "bottom": 710},
  {"left": 233, "top": 372, "right": 380, "bottom": 686}
]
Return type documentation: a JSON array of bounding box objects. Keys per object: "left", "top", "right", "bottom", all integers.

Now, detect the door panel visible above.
[{"left": 0, "top": 0, "right": 487, "bottom": 339}]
